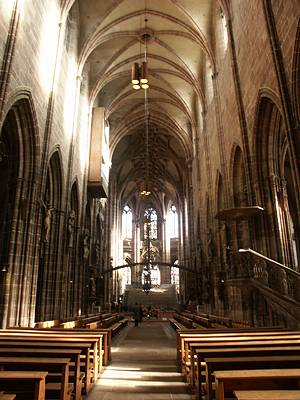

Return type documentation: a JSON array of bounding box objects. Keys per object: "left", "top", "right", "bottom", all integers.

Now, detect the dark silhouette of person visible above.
[{"left": 133, "top": 303, "right": 140, "bottom": 326}]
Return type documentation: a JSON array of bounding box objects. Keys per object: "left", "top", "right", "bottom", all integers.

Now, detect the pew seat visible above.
[
  {"left": 204, "top": 355, "right": 300, "bottom": 400},
  {"left": 110, "top": 318, "right": 128, "bottom": 336},
  {"left": 170, "top": 318, "right": 185, "bottom": 330},
  {"left": 0, "top": 340, "right": 91, "bottom": 396},
  {"left": 0, "top": 356, "right": 71, "bottom": 400},
  {"left": 7, "top": 327, "right": 110, "bottom": 367},
  {"left": 0, "top": 348, "right": 81, "bottom": 400},
  {"left": 0, "top": 371, "right": 48, "bottom": 400},
  {"left": 0, "top": 395, "right": 16, "bottom": 400},
  {"left": 214, "top": 369, "right": 300, "bottom": 400},
  {"left": 234, "top": 390, "right": 300, "bottom": 399}
]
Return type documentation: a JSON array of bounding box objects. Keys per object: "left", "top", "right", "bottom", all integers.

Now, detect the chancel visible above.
[{"left": 0, "top": 1, "right": 300, "bottom": 399}]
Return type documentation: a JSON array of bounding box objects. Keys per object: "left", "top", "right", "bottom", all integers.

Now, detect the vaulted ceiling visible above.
[{"left": 66, "top": 0, "right": 218, "bottom": 210}]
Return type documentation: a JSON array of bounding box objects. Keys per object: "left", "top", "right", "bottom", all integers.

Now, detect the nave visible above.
[{"left": 88, "top": 320, "right": 192, "bottom": 400}]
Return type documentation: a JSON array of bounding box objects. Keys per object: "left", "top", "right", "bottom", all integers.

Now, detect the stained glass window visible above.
[{"left": 122, "top": 205, "right": 132, "bottom": 239}]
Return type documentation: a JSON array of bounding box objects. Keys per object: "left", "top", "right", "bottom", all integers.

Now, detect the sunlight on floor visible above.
[
  {"left": 96, "top": 366, "right": 183, "bottom": 388},
  {"left": 99, "top": 367, "right": 181, "bottom": 379},
  {"left": 97, "top": 378, "right": 185, "bottom": 388}
]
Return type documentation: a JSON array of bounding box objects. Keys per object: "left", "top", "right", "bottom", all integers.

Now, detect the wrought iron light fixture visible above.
[
  {"left": 131, "top": 16, "right": 150, "bottom": 90},
  {"left": 142, "top": 214, "right": 152, "bottom": 293},
  {"left": 139, "top": 86, "right": 151, "bottom": 197},
  {"left": 131, "top": 59, "right": 149, "bottom": 90}
]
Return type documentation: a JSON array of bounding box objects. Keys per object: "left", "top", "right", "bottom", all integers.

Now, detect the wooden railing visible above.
[{"left": 229, "top": 248, "right": 300, "bottom": 302}]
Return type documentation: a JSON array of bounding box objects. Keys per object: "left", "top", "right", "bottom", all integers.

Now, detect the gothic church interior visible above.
[{"left": 0, "top": 0, "right": 300, "bottom": 330}]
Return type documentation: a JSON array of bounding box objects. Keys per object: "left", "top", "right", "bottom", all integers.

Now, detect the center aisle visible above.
[{"left": 87, "top": 320, "right": 193, "bottom": 399}]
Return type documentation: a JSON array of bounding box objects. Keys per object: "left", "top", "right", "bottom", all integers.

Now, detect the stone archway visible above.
[
  {"left": 0, "top": 96, "right": 39, "bottom": 327},
  {"left": 255, "top": 95, "right": 299, "bottom": 268}
]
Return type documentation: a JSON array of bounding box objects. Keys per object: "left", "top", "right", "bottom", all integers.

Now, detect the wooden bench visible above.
[
  {"left": 101, "top": 315, "right": 118, "bottom": 328},
  {"left": 181, "top": 332, "right": 300, "bottom": 379},
  {"left": 110, "top": 318, "right": 128, "bottom": 336},
  {"left": 174, "top": 314, "right": 194, "bottom": 329},
  {"left": 0, "top": 356, "right": 71, "bottom": 400},
  {"left": 1, "top": 329, "right": 103, "bottom": 375},
  {"left": 209, "top": 314, "right": 232, "bottom": 328},
  {"left": 0, "top": 347, "right": 82, "bottom": 400},
  {"left": 170, "top": 318, "right": 186, "bottom": 331},
  {"left": 34, "top": 320, "right": 61, "bottom": 328},
  {"left": 59, "top": 321, "right": 81, "bottom": 329},
  {"left": 234, "top": 390, "right": 300, "bottom": 399},
  {"left": 177, "top": 329, "right": 300, "bottom": 375},
  {"left": 193, "top": 315, "right": 211, "bottom": 328},
  {"left": 0, "top": 371, "right": 48, "bottom": 400},
  {"left": 0, "top": 392, "right": 16, "bottom": 400},
  {"left": 205, "top": 355, "right": 300, "bottom": 400},
  {"left": 189, "top": 336, "right": 300, "bottom": 388},
  {"left": 214, "top": 369, "right": 300, "bottom": 400},
  {"left": 7, "top": 326, "right": 111, "bottom": 367},
  {"left": 195, "top": 346, "right": 300, "bottom": 400},
  {"left": 186, "top": 333, "right": 300, "bottom": 373},
  {"left": 0, "top": 339, "right": 93, "bottom": 395},
  {"left": 0, "top": 394, "right": 16, "bottom": 400},
  {"left": 176, "top": 327, "right": 298, "bottom": 365}
]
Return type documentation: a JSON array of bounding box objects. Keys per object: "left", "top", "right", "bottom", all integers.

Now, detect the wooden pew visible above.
[
  {"left": 0, "top": 394, "right": 16, "bottom": 400},
  {"left": 101, "top": 315, "right": 118, "bottom": 328},
  {"left": 0, "top": 348, "right": 81, "bottom": 400},
  {"left": 234, "top": 390, "right": 300, "bottom": 399},
  {"left": 1, "top": 330, "right": 103, "bottom": 374},
  {"left": 176, "top": 327, "right": 299, "bottom": 365},
  {"left": 186, "top": 334, "right": 300, "bottom": 372},
  {"left": 174, "top": 313, "right": 194, "bottom": 329},
  {"left": 214, "top": 369, "right": 300, "bottom": 400},
  {"left": 7, "top": 326, "right": 111, "bottom": 367},
  {"left": 209, "top": 314, "right": 232, "bottom": 328},
  {"left": 59, "top": 321, "right": 81, "bottom": 329},
  {"left": 181, "top": 331, "right": 300, "bottom": 381},
  {"left": 109, "top": 318, "right": 128, "bottom": 336},
  {"left": 35, "top": 320, "right": 61, "bottom": 328},
  {"left": 205, "top": 355, "right": 300, "bottom": 400},
  {"left": 0, "top": 371, "right": 48, "bottom": 400},
  {"left": 0, "top": 339, "right": 92, "bottom": 394},
  {"left": 193, "top": 315, "right": 211, "bottom": 328},
  {"left": 195, "top": 346, "right": 300, "bottom": 400},
  {"left": 188, "top": 337, "right": 300, "bottom": 388},
  {"left": 0, "top": 357, "right": 71, "bottom": 400},
  {"left": 170, "top": 318, "right": 186, "bottom": 331},
  {"left": 177, "top": 329, "right": 300, "bottom": 373}
]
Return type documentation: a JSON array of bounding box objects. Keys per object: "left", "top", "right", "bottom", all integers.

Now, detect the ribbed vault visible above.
[{"left": 65, "top": 0, "right": 217, "bottom": 206}]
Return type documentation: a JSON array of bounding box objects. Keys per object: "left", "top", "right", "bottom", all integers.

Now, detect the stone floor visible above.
[{"left": 87, "top": 320, "right": 193, "bottom": 400}]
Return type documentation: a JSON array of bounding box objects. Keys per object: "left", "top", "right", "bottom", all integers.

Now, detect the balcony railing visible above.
[{"left": 228, "top": 248, "right": 300, "bottom": 302}]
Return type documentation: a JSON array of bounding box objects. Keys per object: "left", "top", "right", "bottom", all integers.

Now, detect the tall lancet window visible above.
[
  {"left": 168, "top": 205, "right": 179, "bottom": 238},
  {"left": 144, "top": 207, "right": 157, "bottom": 240},
  {"left": 122, "top": 205, "right": 132, "bottom": 239}
]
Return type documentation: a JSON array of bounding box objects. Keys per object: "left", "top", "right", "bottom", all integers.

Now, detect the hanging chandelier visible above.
[
  {"left": 131, "top": 59, "right": 149, "bottom": 90},
  {"left": 139, "top": 85, "right": 151, "bottom": 197},
  {"left": 142, "top": 214, "right": 152, "bottom": 293},
  {"left": 131, "top": 15, "right": 150, "bottom": 90}
]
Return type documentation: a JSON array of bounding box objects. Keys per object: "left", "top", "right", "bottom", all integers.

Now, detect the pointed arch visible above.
[
  {"left": 292, "top": 18, "right": 300, "bottom": 124},
  {"left": 0, "top": 93, "right": 40, "bottom": 327},
  {"left": 254, "top": 92, "right": 300, "bottom": 268}
]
